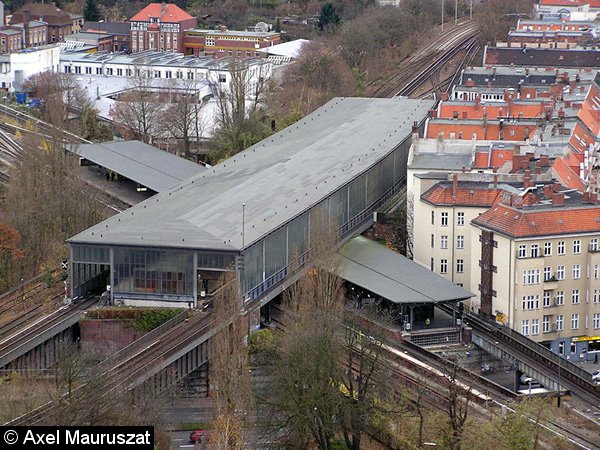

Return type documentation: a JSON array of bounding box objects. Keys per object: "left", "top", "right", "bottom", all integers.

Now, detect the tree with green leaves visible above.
[
  {"left": 318, "top": 3, "right": 341, "bottom": 31},
  {"left": 83, "top": 0, "right": 102, "bottom": 22},
  {"left": 81, "top": 104, "right": 113, "bottom": 143}
]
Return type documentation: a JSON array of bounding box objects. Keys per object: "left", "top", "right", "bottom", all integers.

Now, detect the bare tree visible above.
[
  {"left": 210, "top": 58, "right": 270, "bottom": 159},
  {"left": 442, "top": 358, "right": 472, "bottom": 450},
  {"left": 162, "top": 78, "right": 206, "bottom": 157},
  {"left": 23, "top": 72, "right": 88, "bottom": 131},
  {"left": 208, "top": 271, "right": 253, "bottom": 450},
  {"left": 109, "top": 65, "right": 163, "bottom": 143}
]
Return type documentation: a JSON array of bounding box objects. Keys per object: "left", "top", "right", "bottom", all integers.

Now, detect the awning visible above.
[{"left": 337, "top": 236, "right": 474, "bottom": 304}]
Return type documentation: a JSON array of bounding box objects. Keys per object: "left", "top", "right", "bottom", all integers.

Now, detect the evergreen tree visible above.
[
  {"left": 83, "top": 0, "right": 101, "bottom": 22},
  {"left": 274, "top": 17, "right": 281, "bottom": 33},
  {"left": 317, "top": 3, "right": 341, "bottom": 31}
]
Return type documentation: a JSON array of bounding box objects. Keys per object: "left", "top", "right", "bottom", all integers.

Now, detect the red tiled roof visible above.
[
  {"left": 490, "top": 149, "right": 514, "bottom": 168},
  {"left": 552, "top": 156, "right": 586, "bottom": 191},
  {"left": 569, "top": 122, "right": 595, "bottom": 154},
  {"left": 474, "top": 151, "right": 489, "bottom": 169},
  {"left": 130, "top": 3, "right": 193, "bottom": 22},
  {"left": 422, "top": 184, "right": 505, "bottom": 207},
  {"left": 472, "top": 203, "right": 600, "bottom": 238}
]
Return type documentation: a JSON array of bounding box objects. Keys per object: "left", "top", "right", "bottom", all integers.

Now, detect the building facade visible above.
[
  {"left": 471, "top": 188, "right": 600, "bottom": 361},
  {"left": 129, "top": 3, "right": 197, "bottom": 53},
  {"left": 183, "top": 27, "right": 280, "bottom": 58},
  {"left": 10, "top": 3, "right": 71, "bottom": 43}
]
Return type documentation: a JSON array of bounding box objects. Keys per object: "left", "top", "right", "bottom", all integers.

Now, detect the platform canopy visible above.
[
  {"left": 72, "top": 140, "right": 205, "bottom": 192},
  {"left": 337, "top": 236, "right": 474, "bottom": 304}
]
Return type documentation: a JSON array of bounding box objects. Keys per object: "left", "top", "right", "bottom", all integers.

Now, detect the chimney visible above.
[
  {"left": 583, "top": 191, "right": 591, "bottom": 203},
  {"left": 524, "top": 170, "right": 533, "bottom": 188},
  {"left": 552, "top": 192, "right": 565, "bottom": 206},
  {"left": 543, "top": 184, "right": 554, "bottom": 200},
  {"left": 161, "top": 2, "right": 167, "bottom": 13},
  {"left": 220, "top": 25, "right": 227, "bottom": 32},
  {"left": 592, "top": 193, "right": 599, "bottom": 204},
  {"left": 461, "top": 166, "right": 466, "bottom": 173},
  {"left": 412, "top": 120, "right": 419, "bottom": 134},
  {"left": 452, "top": 174, "right": 458, "bottom": 198},
  {"left": 23, "top": 9, "right": 30, "bottom": 48},
  {"left": 493, "top": 174, "right": 499, "bottom": 187}
]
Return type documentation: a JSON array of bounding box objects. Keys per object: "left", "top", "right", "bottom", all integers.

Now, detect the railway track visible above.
[
  {"left": 8, "top": 311, "right": 217, "bottom": 425},
  {"left": 368, "top": 21, "right": 480, "bottom": 99},
  {"left": 0, "top": 296, "right": 97, "bottom": 370}
]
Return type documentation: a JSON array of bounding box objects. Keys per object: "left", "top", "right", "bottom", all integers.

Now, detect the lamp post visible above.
[{"left": 554, "top": 323, "right": 562, "bottom": 408}]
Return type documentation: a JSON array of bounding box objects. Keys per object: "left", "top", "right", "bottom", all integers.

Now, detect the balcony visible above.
[{"left": 543, "top": 276, "right": 558, "bottom": 289}]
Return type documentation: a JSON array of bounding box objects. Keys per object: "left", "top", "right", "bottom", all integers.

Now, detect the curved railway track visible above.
[{"left": 368, "top": 21, "right": 480, "bottom": 99}]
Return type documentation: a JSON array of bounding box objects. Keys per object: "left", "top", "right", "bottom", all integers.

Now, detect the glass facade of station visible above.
[{"left": 70, "top": 134, "right": 412, "bottom": 306}]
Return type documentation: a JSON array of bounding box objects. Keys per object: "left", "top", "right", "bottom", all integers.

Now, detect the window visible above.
[
  {"left": 176, "top": 71, "right": 183, "bottom": 79},
  {"left": 522, "top": 269, "right": 540, "bottom": 285},
  {"left": 522, "top": 295, "right": 539, "bottom": 310},
  {"left": 106, "top": 68, "right": 113, "bottom": 75},
  {"left": 595, "top": 265, "right": 600, "bottom": 279},
  {"left": 440, "top": 235, "right": 448, "bottom": 249},
  {"left": 558, "top": 340, "right": 565, "bottom": 354},
  {"left": 440, "top": 259, "right": 448, "bottom": 274},
  {"left": 116, "top": 68, "right": 123, "bottom": 76},
  {"left": 531, "top": 319, "right": 539, "bottom": 335},
  {"left": 556, "top": 315, "right": 564, "bottom": 331},
  {"left": 206, "top": 37, "right": 215, "bottom": 46},
  {"left": 571, "top": 342, "right": 576, "bottom": 354},
  {"left": 218, "top": 73, "right": 227, "bottom": 83},
  {"left": 188, "top": 72, "right": 194, "bottom": 80},
  {"left": 593, "top": 313, "right": 600, "bottom": 329},
  {"left": 154, "top": 70, "right": 161, "bottom": 78},
  {"left": 594, "top": 289, "right": 600, "bottom": 304},
  {"left": 431, "top": 211, "right": 435, "bottom": 225},
  {"left": 572, "top": 289, "right": 580, "bottom": 304},
  {"left": 573, "top": 240, "right": 581, "bottom": 254},
  {"left": 558, "top": 241, "right": 565, "bottom": 255},
  {"left": 543, "top": 291, "right": 551, "bottom": 307},
  {"left": 456, "top": 259, "right": 464, "bottom": 273},
  {"left": 457, "top": 235, "right": 464, "bottom": 249},
  {"left": 531, "top": 244, "right": 540, "bottom": 258},
  {"left": 543, "top": 315, "right": 550, "bottom": 333},
  {"left": 165, "top": 71, "right": 172, "bottom": 79},
  {"left": 571, "top": 313, "right": 579, "bottom": 329},
  {"left": 96, "top": 67, "right": 102, "bottom": 75},
  {"left": 557, "top": 265, "right": 565, "bottom": 280},
  {"left": 64, "top": 65, "right": 71, "bottom": 73},
  {"left": 573, "top": 264, "right": 580, "bottom": 280},
  {"left": 544, "top": 267, "right": 552, "bottom": 281},
  {"left": 457, "top": 212, "right": 464, "bottom": 226},
  {"left": 556, "top": 291, "right": 564, "bottom": 305},
  {"left": 85, "top": 67, "right": 92, "bottom": 74},
  {"left": 126, "top": 69, "right": 132, "bottom": 76},
  {"left": 518, "top": 244, "right": 527, "bottom": 258},
  {"left": 591, "top": 238, "right": 599, "bottom": 252},
  {"left": 74, "top": 66, "right": 81, "bottom": 74},
  {"left": 441, "top": 212, "right": 448, "bottom": 227},
  {"left": 431, "top": 234, "right": 434, "bottom": 248},
  {"left": 521, "top": 320, "right": 530, "bottom": 336},
  {"left": 430, "top": 257, "right": 434, "bottom": 271},
  {"left": 544, "top": 242, "right": 552, "bottom": 256}
]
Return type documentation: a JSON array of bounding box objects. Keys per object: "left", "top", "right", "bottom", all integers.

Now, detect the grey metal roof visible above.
[
  {"left": 409, "top": 154, "right": 473, "bottom": 170},
  {"left": 337, "top": 236, "right": 474, "bottom": 304},
  {"left": 71, "top": 140, "right": 205, "bottom": 192},
  {"left": 68, "top": 97, "right": 434, "bottom": 251}
]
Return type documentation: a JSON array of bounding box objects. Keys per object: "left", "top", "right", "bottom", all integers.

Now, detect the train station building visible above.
[{"left": 68, "top": 97, "right": 435, "bottom": 308}]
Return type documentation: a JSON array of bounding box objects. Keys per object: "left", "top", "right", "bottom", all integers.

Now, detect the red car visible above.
[{"left": 189, "top": 430, "right": 207, "bottom": 444}]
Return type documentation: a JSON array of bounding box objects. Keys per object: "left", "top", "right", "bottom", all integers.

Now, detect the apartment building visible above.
[
  {"left": 471, "top": 187, "right": 600, "bottom": 361},
  {"left": 414, "top": 175, "right": 506, "bottom": 292}
]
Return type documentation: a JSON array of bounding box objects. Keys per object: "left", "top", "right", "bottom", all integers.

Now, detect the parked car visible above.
[
  {"left": 190, "top": 430, "right": 207, "bottom": 444},
  {"left": 592, "top": 370, "right": 600, "bottom": 385}
]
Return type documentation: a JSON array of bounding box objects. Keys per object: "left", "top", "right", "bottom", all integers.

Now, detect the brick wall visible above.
[{"left": 80, "top": 320, "right": 146, "bottom": 358}]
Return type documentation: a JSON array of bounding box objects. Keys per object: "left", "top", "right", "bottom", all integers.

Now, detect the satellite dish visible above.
[{"left": 255, "top": 22, "right": 268, "bottom": 33}]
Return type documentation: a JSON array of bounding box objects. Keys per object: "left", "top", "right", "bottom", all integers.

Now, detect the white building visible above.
[
  {"left": 59, "top": 49, "right": 272, "bottom": 97},
  {"left": 0, "top": 44, "right": 60, "bottom": 91}
]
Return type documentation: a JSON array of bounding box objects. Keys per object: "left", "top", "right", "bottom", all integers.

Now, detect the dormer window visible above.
[{"left": 150, "top": 17, "right": 159, "bottom": 23}]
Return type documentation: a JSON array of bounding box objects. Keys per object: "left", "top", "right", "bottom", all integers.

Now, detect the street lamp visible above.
[{"left": 554, "top": 322, "right": 562, "bottom": 408}]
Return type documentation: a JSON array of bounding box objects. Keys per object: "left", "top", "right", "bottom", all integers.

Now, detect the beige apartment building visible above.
[
  {"left": 471, "top": 186, "right": 600, "bottom": 361},
  {"left": 413, "top": 175, "right": 505, "bottom": 291}
]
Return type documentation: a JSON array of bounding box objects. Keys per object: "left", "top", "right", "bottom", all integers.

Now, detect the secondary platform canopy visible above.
[
  {"left": 72, "top": 140, "right": 205, "bottom": 192},
  {"left": 337, "top": 236, "right": 473, "bottom": 304}
]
